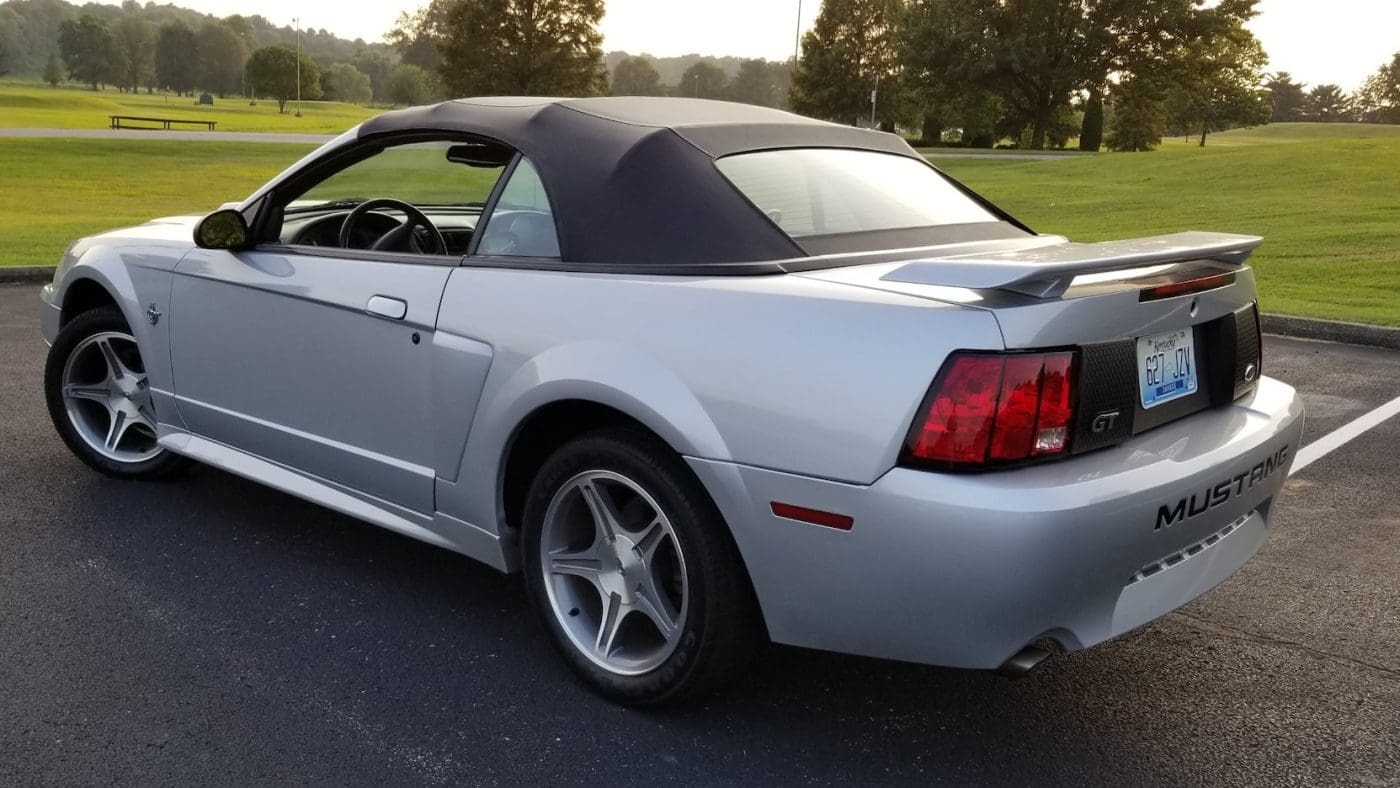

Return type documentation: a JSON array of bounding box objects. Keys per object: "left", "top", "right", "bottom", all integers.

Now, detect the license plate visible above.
[{"left": 1137, "top": 327, "right": 1198, "bottom": 408}]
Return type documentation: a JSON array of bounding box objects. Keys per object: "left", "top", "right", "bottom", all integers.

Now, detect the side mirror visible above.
[{"left": 194, "top": 209, "right": 251, "bottom": 250}]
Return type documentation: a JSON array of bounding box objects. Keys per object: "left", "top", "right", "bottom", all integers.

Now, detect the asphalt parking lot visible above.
[{"left": 2, "top": 283, "right": 1398, "bottom": 786}]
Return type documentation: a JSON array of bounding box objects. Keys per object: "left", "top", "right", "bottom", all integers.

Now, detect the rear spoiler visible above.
[{"left": 881, "top": 232, "right": 1263, "bottom": 299}]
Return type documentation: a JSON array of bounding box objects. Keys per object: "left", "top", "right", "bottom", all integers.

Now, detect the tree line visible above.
[
  {"left": 386, "top": 0, "right": 792, "bottom": 108},
  {"left": 1, "top": 0, "right": 422, "bottom": 109},
  {"left": 8, "top": 0, "right": 1398, "bottom": 144},
  {"left": 1265, "top": 64, "right": 1400, "bottom": 125},
  {"left": 794, "top": 0, "right": 1399, "bottom": 150}
]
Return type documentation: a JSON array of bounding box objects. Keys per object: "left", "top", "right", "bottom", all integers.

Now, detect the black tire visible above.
[
  {"left": 44, "top": 305, "right": 191, "bottom": 480},
  {"left": 522, "top": 427, "right": 762, "bottom": 706}
]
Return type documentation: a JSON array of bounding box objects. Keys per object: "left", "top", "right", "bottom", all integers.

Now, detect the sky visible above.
[{"left": 99, "top": 0, "right": 1397, "bottom": 91}]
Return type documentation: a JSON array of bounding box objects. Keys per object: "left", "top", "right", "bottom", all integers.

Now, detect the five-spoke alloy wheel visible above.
[
  {"left": 540, "top": 470, "right": 689, "bottom": 675},
  {"left": 523, "top": 428, "right": 761, "bottom": 706},
  {"left": 45, "top": 306, "right": 189, "bottom": 479}
]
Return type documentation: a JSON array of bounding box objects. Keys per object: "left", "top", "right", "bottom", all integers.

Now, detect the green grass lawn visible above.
[
  {"left": 937, "top": 124, "right": 1400, "bottom": 326},
  {"left": 0, "top": 123, "right": 1396, "bottom": 327},
  {"left": 916, "top": 146, "right": 1091, "bottom": 156},
  {"left": 0, "top": 81, "right": 377, "bottom": 133},
  {"left": 0, "top": 138, "right": 314, "bottom": 266}
]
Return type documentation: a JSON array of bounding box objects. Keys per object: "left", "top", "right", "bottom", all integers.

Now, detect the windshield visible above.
[{"left": 715, "top": 148, "right": 997, "bottom": 239}]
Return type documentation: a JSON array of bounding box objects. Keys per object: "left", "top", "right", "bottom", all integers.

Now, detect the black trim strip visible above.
[{"left": 256, "top": 243, "right": 465, "bottom": 267}]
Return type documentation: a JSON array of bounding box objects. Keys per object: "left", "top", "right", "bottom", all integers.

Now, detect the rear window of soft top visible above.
[{"left": 715, "top": 148, "right": 996, "bottom": 239}]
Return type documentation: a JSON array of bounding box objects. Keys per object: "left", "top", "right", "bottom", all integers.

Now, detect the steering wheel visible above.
[{"left": 338, "top": 198, "right": 447, "bottom": 255}]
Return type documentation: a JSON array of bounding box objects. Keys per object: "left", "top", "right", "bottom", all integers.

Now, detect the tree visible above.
[
  {"left": 610, "top": 55, "right": 662, "bottom": 96},
  {"left": 321, "top": 62, "right": 373, "bottom": 105},
  {"left": 1303, "top": 84, "right": 1352, "bottom": 122},
  {"left": 1106, "top": 77, "right": 1165, "bottom": 151},
  {"left": 1163, "top": 5, "right": 1270, "bottom": 147},
  {"left": 1354, "top": 54, "right": 1400, "bottom": 124},
  {"left": 902, "top": 0, "right": 1096, "bottom": 149},
  {"left": 196, "top": 22, "right": 244, "bottom": 98},
  {"left": 396, "top": 0, "right": 607, "bottom": 97},
  {"left": 112, "top": 13, "right": 153, "bottom": 93},
  {"left": 1263, "top": 72, "right": 1306, "bottom": 122},
  {"left": 245, "top": 45, "right": 321, "bottom": 113},
  {"left": 727, "top": 59, "right": 786, "bottom": 107},
  {"left": 0, "top": 9, "right": 19, "bottom": 78},
  {"left": 353, "top": 50, "right": 394, "bottom": 103},
  {"left": 155, "top": 21, "right": 198, "bottom": 96},
  {"left": 679, "top": 61, "right": 727, "bottom": 99},
  {"left": 385, "top": 63, "right": 433, "bottom": 105},
  {"left": 1079, "top": 91, "right": 1104, "bottom": 151},
  {"left": 903, "top": 0, "right": 1238, "bottom": 149},
  {"left": 387, "top": 3, "right": 450, "bottom": 73},
  {"left": 44, "top": 52, "right": 63, "bottom": 86},
  {"left": 57, "top": 15, "right": 117, "bottom": 90},
  {"left": 791, "top": 0, "right": 904, "bottom": 127}
]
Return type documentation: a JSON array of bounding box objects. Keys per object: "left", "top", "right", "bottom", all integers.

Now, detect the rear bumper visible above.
[{"left": 688, "top": 375, "right": 1304, "bottom": 669}]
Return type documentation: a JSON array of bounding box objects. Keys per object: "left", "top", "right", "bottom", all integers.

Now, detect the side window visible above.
[
  {"left": 476, "top": 158, "right": 560, "bottom": 258},
  {"left": 275, "top": 139, "right": 513, "bottom": 256}
]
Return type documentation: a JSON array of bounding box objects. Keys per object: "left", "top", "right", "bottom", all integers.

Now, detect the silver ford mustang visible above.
[{"left": 39, "top": 97, "right": 1303, "bottom": 705}]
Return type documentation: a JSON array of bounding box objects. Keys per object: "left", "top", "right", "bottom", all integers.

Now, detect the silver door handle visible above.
[{"left": 366, "top": 295, "right": 407, "bottom": 320}]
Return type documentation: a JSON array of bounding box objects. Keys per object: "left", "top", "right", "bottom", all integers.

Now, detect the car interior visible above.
[{"left": 273, "top": 138, "right": 560, "bottom": 259}]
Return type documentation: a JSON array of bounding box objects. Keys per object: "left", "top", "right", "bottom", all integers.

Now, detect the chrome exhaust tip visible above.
[{"left": 997, "top": 644, "right": 1052, "bottom": 678}]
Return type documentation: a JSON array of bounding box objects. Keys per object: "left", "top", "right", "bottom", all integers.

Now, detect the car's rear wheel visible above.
[
  {"left": 522, "top": 427, "right": 760, "bottom": 706},
  {"left": 44, "top": 306, "right": 189, "bottom": 479}
]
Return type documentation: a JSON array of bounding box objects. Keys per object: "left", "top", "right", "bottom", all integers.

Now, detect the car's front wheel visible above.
[
  {"left": 522, "top": 427, "right": 760, "bottom": 706},
  {"left": 44, "top": 305, "right": 189, "bottom": 479}
]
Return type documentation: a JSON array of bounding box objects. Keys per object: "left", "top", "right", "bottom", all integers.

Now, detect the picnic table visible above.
[{"left": 109, "top": 115, "right": 218, "bottom": 131}]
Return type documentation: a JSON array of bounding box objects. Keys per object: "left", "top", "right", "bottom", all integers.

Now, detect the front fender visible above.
[{"left": 48, "top": 238, "right": 188, "bottom": 428}]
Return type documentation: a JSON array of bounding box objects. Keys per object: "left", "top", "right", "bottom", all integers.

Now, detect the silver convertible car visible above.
[{"left": 40, "top": 97, "right": 1303, "bottom": 705}]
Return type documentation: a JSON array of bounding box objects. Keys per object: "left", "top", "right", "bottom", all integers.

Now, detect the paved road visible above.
[
  {"left": 0, "top": 127, "right": 332, "bottom": 144},
  {"left": 2, "top": 283, "right": 1397, "bottom": 786}
]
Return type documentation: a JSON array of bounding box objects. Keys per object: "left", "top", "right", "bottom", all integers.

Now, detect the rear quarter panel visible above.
[{"left": 432, "top": 266, "right": 1003, "bottom": 535}]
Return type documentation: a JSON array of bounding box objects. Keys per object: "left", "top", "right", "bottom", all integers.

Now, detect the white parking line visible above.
[{"left": 1290, "top": 395, "right": 1400, "bottom": 475}]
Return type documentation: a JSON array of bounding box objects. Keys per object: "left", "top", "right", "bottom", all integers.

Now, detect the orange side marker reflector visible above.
[{"left": 770, "top": 502, "right": 854, "bottom": 531}]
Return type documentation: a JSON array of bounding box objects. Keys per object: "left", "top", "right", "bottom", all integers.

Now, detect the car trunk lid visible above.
[{"left": 796, "top": 231, "right": 1265, "bottom": 461}]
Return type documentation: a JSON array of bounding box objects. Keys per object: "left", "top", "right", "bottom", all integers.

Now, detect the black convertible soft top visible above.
[{"left": 352, "top": 97, "right": 1026, "bottom": 267}]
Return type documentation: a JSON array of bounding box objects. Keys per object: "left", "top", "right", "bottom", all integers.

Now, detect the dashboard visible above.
[{"left": 281, "top": 207, "right": 482, "bottom": 256}]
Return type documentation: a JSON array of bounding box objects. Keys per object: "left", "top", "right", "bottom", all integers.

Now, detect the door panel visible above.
[{"left": 170, "top": 247, "right": 452, "bottom": 514}]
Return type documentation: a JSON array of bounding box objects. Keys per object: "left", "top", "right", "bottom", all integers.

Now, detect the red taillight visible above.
[
  {"left": 988, "top": 356, "right": 1043, "bottom": 460},
  {"left": 1033, "top": 353, "right": 1074, "bottom": 455},
  {"left": 905, "top": 355, "right": 1003, "bottom": 463},
  {"left": 903, "top": 350, "right": 1077, "bottom": 468}
]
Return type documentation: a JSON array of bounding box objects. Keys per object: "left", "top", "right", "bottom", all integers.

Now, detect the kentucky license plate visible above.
[{"left": 1137, "top": 327, "right": 1198, "bottom": 408}]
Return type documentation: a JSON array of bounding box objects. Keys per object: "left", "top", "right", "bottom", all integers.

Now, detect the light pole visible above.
[
  {"left": 239, "top": 30, "right": 249, "bottom": 104},
  {"left": 794, "top": 0, "right": 803, "bottom": 62},
  {"left": 870, "top": 72, "right": 879, "bottom": 128},
  {"left": 294, "top": 17, "right": 302, "bottom": 117}
]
